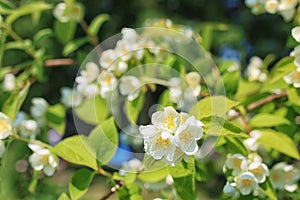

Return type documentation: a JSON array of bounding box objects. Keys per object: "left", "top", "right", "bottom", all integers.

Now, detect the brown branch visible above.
[
  {"left": 246, "top": 91, "right": 287, "bottom": 111},
  {"left": 80, "top": 20, "right": 103, "bottom": 55},
  {"left": 230, "top": 91, "right": 288, "bottom": 120},
  {"left": 99, "top": 180, "right": 124, "bottom": 200},
  {"left": 44, "top": 58, "right": 77, "bottom": 67}
]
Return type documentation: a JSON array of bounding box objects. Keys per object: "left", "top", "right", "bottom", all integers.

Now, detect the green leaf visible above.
[
  {"left": 259, "top": 177, "right": 277, "bottom": 200},
  {"left": 224, "top": 136, "right": 248, "bottom": 156},
  {"left": 287, "top": 87, "right": 300, "bottom": 106},
  {"left": 258, "top": 129, "right": 300, "bottom": 160},
  {"left": 249, "top": 113, "right": 290, "bottom": 128},
  {"left": 87, "top": 117, "right": 118, "bottom": 165},
  {"left": 117, "top": 183, "right": 143, "bottom": 200},
  {"left": 235, "top": 79, "right": 262, "bottom": 99},
  {"left": 189, "top": 96, "right": 239, "bottom": 119},
  {"left": 74, "top": 96, "right": 108, "bottom": 125},
  {"left": 0, "top": 0, "right": 16, "bottom": 14},
  {"left": 158, "top": 90, "right": 175, "bottom": 107},
  {"left": 201, "top": 116, "right": 246, "bottom": 136},
  {"left": 2, "top": 82, "right": 30, "bottom": 121},
  {"left": 138, "top": 166, "right": 169, "bottom": 183},
  {"left": 4, "top": 40, "right": 32, "bottom": 50},
  {"left": 54, "top": 20, "right": 76, "bottom": 44},
  {"left": 6, "top": 2, "right": 52, "bottom": 24},
  {"left": 58, "top": 193, "right": 70, "bottom": 200},
  {"left": 69, "top": 168, "right": 96, "bottom": 200},
  {"left": 63, "top": 37, "right": 89, "bottom": 56},
  {"left": 33, "top": 29, "right": 54, "bottom": 43},
  {"left": 268, "top": 57, "right": 295, "bottom": 84},
  {"left": 169, "top": 158, "right": 196, "bottom": 200},
  {"left": 88, "top": 14, "right": 110, "bottom": 37},
  {"left": 53, "top": 135, "right": 98, "bottom": 170},
  {"left": 125, "top": 93, "right": 145, "bottom": 124},
  {"left": 46, "top": 104, "right": 66, "bottom": 136}
]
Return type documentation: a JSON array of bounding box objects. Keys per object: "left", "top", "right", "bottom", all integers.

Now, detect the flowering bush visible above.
[{"left": 0, "top": 0, "right": 300, "bottom": 199}]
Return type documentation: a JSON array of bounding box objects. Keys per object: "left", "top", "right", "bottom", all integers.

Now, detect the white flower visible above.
[
  {"left": 60, "top": 87, "right": 83, "bottom": 107},
  {"left": 243, "top": 130, "right": 261, "bottom": 151},
  {"left": 140, "top": 126, "right": 176, "bottom": 161},
  {"left": 265, "top": 0, "right": 278, "bottom": 14},
  {"left": 223, "top": 182, "right": 239, "bottom": 197},
  {"left": 53, "top": 2, "right": 83, "bottom": 23},
  {"left": 283, "top": 68, "right": 300, "bottom": 88},
  {"left": 28, "top": 143, "right": 58, "bottom": 176},
  {"left": 185, "top": 72, "right": 201, "bottom": 96},
  {"left": 99, "top": 72, "right": 117, "bottom": 99},
  {"left": 115, "top": 40, "right": 134, "bottom": 61},
  {"left": 81, "top": 62, "right": 100, "bottom": 83},
  {"left": 236, "top": 172, "right": 258, "bottom": 195},
  {"left": 248, "top": 162, "right": 269, "bottom": 183},
  {"left": 3, "top": 73, "right": 16, "bottom": 91},
  {"left": 53, "top": 3, "right": 69, "bottom": 23},
  {"left": 119, "top": 76, "right": 141, "bottom": 101},
  {"left": 30, "top": 98, "right": 48, "bottom": 118},
  {"left": 121, "top": 28, "right": 138, "bottom": 43},
  {"left": 245, "top": 0, "right": 266, "bottom": 14},
  {"left": 0, "top": 140, "right": 5, "bottom": 158},
  {"left": 165, "top": 174, "right": 174, "bottom": 185},
  {"left": 19, "top": 120, "right": 39, "bottom": 139},
  {"left": 174, "top": 116, "right": 203, "bottom": 155},
  {"left": 99, "top": 49, "right": 118, "bottom": 70},
  {"left": 225, "top": 154, "right": 248, "bottom": 176},
  {"left": 0, "top": 112, "right": 12, "bottom": 140},
  {"left": 119, "top": 158, "right": 142, "bottom": 176},
  {"left": 84, "top": 84, "right": 99, "bottom": 98},
  {"left": 290, "top": 45, "right": 300, "bottom": 67},
  {"left": 291, "top": 26, "right": 300, "bottom": 43},
  {"left": 277, "top": 0, "right": 298, "bottom": 21},
  {"left": 246, "top": 56, "right": 267, "bottom": 82},
  {"left": 117, "top": 61, "right": 128, "bottom": 74}
]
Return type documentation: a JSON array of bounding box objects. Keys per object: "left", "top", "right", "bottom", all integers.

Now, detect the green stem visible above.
[{"left": 12, "top": 132, "right": 52, "bottom": 149}]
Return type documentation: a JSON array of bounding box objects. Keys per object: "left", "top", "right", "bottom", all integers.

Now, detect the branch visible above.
[
  {"left": 99, "top": 180, "right": 124, "bottom": 200},
  {"left": 44, "top": 58, "right": 77, "bottom": 67},
  {"left": 230, "top": 91, "right": 288, "bottom": 120},
  {"left": 80, "top": 20, "right": 103, "bottom": 55}
]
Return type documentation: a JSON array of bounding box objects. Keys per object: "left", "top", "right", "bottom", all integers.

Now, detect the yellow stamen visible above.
[{"left": 0, "top": 120, "right": 10, "bottom": 133}]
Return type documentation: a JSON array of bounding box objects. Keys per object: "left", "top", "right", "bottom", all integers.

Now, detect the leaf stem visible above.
[{"left": 80, "top": 20, "right": 103, "bottom": 55}]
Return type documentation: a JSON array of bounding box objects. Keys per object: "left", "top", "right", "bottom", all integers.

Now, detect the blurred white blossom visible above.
[
  {"left": 0, "top": 112, "right": 13, "bottom": 140},
  {"left": 248, "top": 162, "right": 269, "bottom": 183},
  {"left": 236, "top": 172, "right": 259, "bottom": 195},
  {"left": 270, "top": 162, "right": 300, "bottom": 192},
  {"left": 119, "top": 76, "right": 141, "bottom": 101},
  {"left": 60, "top": 87, "right": 83, "bottom": 107},
  {"left": 119, "top": 158, "right": 142, "bottom": 176},
  {"left": 19, "top": 120, "right": 39, "bottom": 139},
  {"left": 243, "top": 130, "right": 261, "bottom": 151},
  {"left": 3, "top": 73, "right": 16, "bottom": 92},
  {"left": 30, "top": 98, "right": 48, "bottom": 119},
  {"left": 246, "top": 56, "right": 267, "bottom": 82},
  {"left": 53, "top": 2, "right": 84, "bottom": 23},
  {"left": 28, "top": 143, "right": 58, "bottom": 176},
  {"left": 283, "top": 68, "right": 300, "bottom": 88},
  {"left": 223, "top": 182, "right": 239, "bottom": 197},
  {"left": 98, "top": 72, "right": 118, "bottom": 99}
]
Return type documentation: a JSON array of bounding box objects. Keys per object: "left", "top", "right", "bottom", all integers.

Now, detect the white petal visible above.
[
  {"left": 292, "top": 26, "right": 300, "bottom": 42},
  {"left": 43, "top": 165, "right": 55, "bottom": 176},
  {"left": 139, "top": 125, "right": 157, "bottom": 138}
]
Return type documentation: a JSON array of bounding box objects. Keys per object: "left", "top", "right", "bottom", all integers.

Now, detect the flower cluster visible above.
[
  {"left": 246, "top": 56, "right": 267, "bottom": 82},
  {"left": 28, "top": 143, "right": 58, "bottom": 176},
  {"left": 269, "top": 162, "right": 300, "bottom": 192},
  {"left": 284, "top": 26, "right": 300, "bottom": 88},
  {"left": 245, "top": 0, "right": 299, "bottom": 21},
  {"left": 0, "top": 112, "right": 13, "bottom": 158},
  {"left": 139, "top": 106, "right": 204, "bottom": 165},
  {"left": 168, "top": 72, "right": 201, "bottom": 111},
  {"left": 223, "top": 153, "right": 269, "bottom": 196}
]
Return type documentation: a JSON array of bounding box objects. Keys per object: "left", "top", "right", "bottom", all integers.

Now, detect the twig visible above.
[
  {"left": 230, "top": 91, "right": 288, "bottom": 120},
  {"left": 246, "top": 91, "right": 287, "bottom": 111},
  {"left": 44, "top": 58, "right": 77, "bottom": 67},
  {"left": 99, "top": 180, "right": 124, "bottom": 200},
  {"left": 79, "top": 20, "right": 103, "bottom": 55}
]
